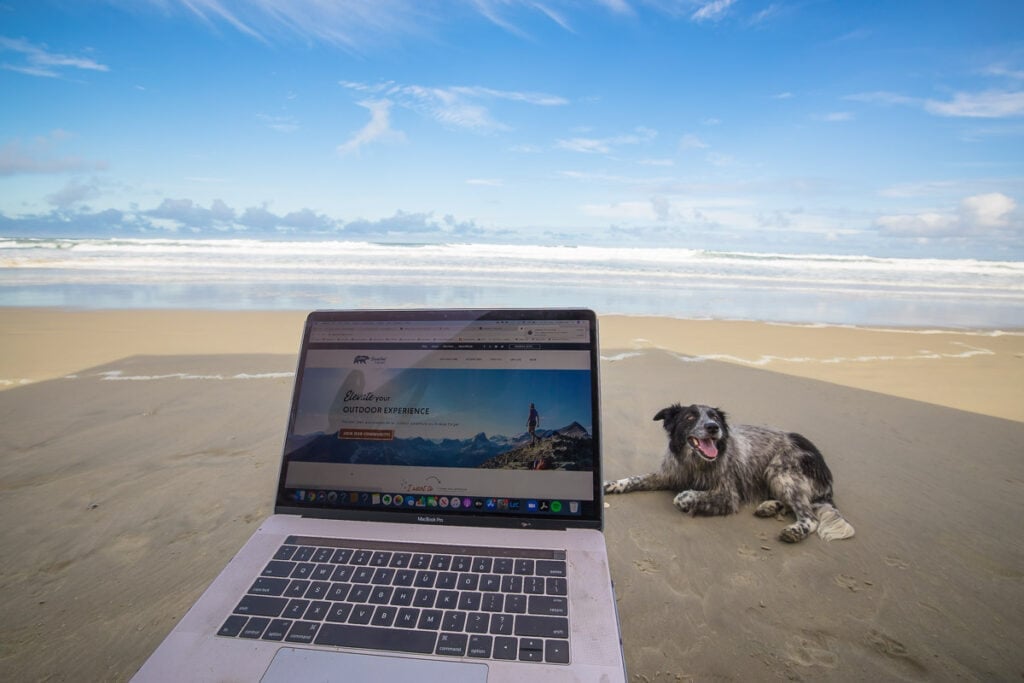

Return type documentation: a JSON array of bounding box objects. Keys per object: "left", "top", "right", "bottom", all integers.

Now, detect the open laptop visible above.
[{"left": 133, "top": 308, "right": 626, "bottom": 682}]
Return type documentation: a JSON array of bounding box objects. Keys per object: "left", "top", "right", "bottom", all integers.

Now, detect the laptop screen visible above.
[{"left": 275, "top": 309, "right": 602, "bottom": 529}]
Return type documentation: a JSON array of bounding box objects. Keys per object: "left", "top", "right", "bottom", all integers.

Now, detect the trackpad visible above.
[{"left": 261, "top": 648, "right": 489, "bottom": 682}]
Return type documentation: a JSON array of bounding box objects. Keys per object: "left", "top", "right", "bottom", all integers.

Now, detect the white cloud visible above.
[
  {"left": 337, "top": 99, "right": 403, "bottom": 156},
  {"left": 0, "top": 130, "right": 107, "bottom": 175},
  {"left": 876, "top": 192, "right": 1019, "bottom": 237},
  {"left": 0, "top": 36, "right": 109, "bottom": 78},
  {"left": 690, "top": 0, "right": 737, "bottom": 22},
  {"left": 556, "top": 127, "right": 657, "bottom": 154},
  {"left": 340, "top": 80, "right": 567, "bottom": 133},
  {"left": 925, "top": 90, "right": 1024, "bottom": 118},
  {"left": 679, "top": 133, "right": 709, "bottom": 150},
  {"left": 960, "top": 192, "right": 1017, "bottom": 228}
]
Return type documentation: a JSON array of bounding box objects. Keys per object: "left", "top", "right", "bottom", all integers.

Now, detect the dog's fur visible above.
[{"left": 604, "top": 404, "right": 854, "bottom": 542}]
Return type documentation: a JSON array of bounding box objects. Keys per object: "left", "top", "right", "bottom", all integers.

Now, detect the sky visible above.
[{"left": 1, "top": 0, "right": 1023, "bottom": 259}]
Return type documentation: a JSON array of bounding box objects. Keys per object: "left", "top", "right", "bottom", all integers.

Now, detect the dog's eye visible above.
[{"left": 684, "top": 412, "right": 696, "bottom": 422}]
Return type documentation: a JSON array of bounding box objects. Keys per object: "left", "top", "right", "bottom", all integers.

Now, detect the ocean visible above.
[{"left": 2, "top": 237, "right": 1022, "bottom": 330}]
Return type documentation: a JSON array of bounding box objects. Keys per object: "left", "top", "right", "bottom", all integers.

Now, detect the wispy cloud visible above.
[
  {"left": 690, "top": 0, "right": 737, "bottom": 22},
  {"left": 876, "top": 192, "right": 1020, "bottom": 237},
  {"left": 340, "top": 80, "right": 568, "bottom": 133},
  {"left": 556, "top": 127, "right": 657, "bottom": 154},
  {"left": 337, "top": 99, "right": 404, "bottom": 156},
  {"left": 0, "top": 36, "right": 109, "bottom": 78},
  {"left": 925, "top": 90, "right": 1024, "bottom": 118}
]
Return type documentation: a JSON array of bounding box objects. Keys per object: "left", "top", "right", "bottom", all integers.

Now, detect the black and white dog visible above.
[{"left": 604, "top": 404, "right": 855, "bottom": 543}]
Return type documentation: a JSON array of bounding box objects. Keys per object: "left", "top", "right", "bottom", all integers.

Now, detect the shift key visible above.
[{"left": 233, "top": 595, "right": 288, "bottom": 617}]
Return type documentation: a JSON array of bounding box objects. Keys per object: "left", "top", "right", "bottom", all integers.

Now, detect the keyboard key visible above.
[
  {"left": 493, "top": 636, "right": 517, "bottom": 660},
  {"left": 545, "top": 639, "right": 571, "bottom": 664},
  {"left": 390, "top": 587, "right": 415, "bottom": 606},
  {"left": 291, "top": 562, "right": 314, "bottom": 579},
  {"left": 371, "top": 606, "right": 397, "bottom": 627},
  {"left": 311, "top": 564, "right": 333, "bottom": 581},
  {"left": 239, "top": 617, "right": 269, "bottom": 639},
  {"left": 218, "top": 615, "right": 248, "bottom": 637},
  {"left": 524, "top": 577, "right": 545, "bottom": 594},
  {"left": 304, "top": 581, "right": 330, "bottom": 600},
  {"left": 436, "top": 590, "right": 459, "bottom": 610},
  {"left": 261, "top": 560, "right": 295, "bottom": 578},
  {"left": 467, "top": 635, "right": 492, "bottom": 658},
  {"left": 389, "top": 552, "right": 411, "bottom": 568},
  {"left": 352, "top": 567, "right": 375, "bottom": 583},
  {"left": 504, "top": 594, "right": 527, "bottom": 614},
  {"left": 325, "top": 603, "right": 352, "bottom": 623},
  {"left": 330, "top": 548, "right": 353, "bottom": 564},
  {"left": 441, "top": 610, "right": 467, "bottom": 632},
  {"left": 351, "top": 550, "right": 373, "bottom": 565},
  {"left": 481, "top": 593, "right": 504, "bottom": 612},
  {"left": 348, "top": 585, "right": 372, "bottom": 603},
  {"left": 458, "top": 573, "right": 480, "bottom": 591},
  {"left": 284, "top": 599, "right": 309, "bottom": 619},
  {"left": 528, "top": 595, "right": 568, "bottom": 616},
  {"left": 326, "top": 583, "right": 350, "bottom": 602},
  {"left": 547, "top": 577, "right": 568, "bottom": 596},
  {"left": 273, "top": 545, "right": 297, "bottom": 561},
  {"left": 371, "top": 568, "right": 395, "bottom": 585},
  {"left": 516, "top": 614, "right": 569, "bottom": 638},
  {"left": 262, "top": 619, "right": 291, "bottom": 641},
  {"left": 284, "top": 621, "right": 319, "bottom": 644},
  {"left": 472, "top": 557, "right": 492, "bottom": 573},
  {"left": 493, "top": 558, "right": 514, "bottom": 574},
  {"left": 285, "top": 580, "right": 310, "bottom": 598},
  {"left": 314, "top": 623, "right": 436, "bottom": 654},
  {"left": 501, "top": 575, "right": 523, "bottom": 593},
  {"left": 413, "top": 589, "right": 437, "bottom": 608},
  {"left": 536, "top": 559, "right": 567, "bottom": 577},
  {"left": 489, "top": 613, "right": 514, "bottom": 635},
  {"left": 370, "top": 551, "right": 392, "bottom": 567},
  {"left": 349, "top": 605, "right": 374, "bottom": 624},
  {"left": 303, "top": 600, "right": 330, "bottom": 621},
  {"left": 415, "top": 570, "right": 437, "bottom": 588},
  {"left": 417, "top": 609, "right": 443, "bottom": 630},
  {"left": 393, "top": 569, "right": 416, "bottom": 586},
  {"left": 369, "top": 586, "right": 393, "bottom": 604},
  {"left": 480, "top": 574, "right": 501, "bottom": 592},
  {"left": 312, "top": 548, "right": 333, "bottom": 563},
  {"left": 436, "top": 632, "right": 468, "bottom": 656},
  {"left": 293, "top": 547, "right": 315, "bottom": 562},
  {"left": 395, "top": 608, "right": 419, "bottom": 628},
  {"left": 519, "top": 637, "right": 544, "bottom": 662},
  {"left": 466, "top": 612, "right": 488, "bottom": 633},
  {"left": 411, "top": 553, "right": 431, "bottom": 569},
  {"left": 514, "top": 559, "right": 534, "bottom": 575},
  {"left": 233, "top": 595, "right": 287, "bottom": 618},
  {"left": 458, "top": 592, "right": 481, "bottom": 611},
  {"left": 331, "top": 565, "right": 354, "bottom": 582},
  {"left": 430, "top": 554, "right": 452, "bottom": 570},
  {"left": 435, "top": 572, "right": 458, "bottom": 589},
  {"left": 452, "top": 556, "right": 472, "bottom": 572},
  {"left": 248, "top": 577, "right": 288, "bottom": 596}
]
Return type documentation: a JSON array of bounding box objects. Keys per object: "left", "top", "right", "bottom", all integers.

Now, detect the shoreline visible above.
[{"left": 3, "top": 307, "right": 1022, "bottom": 422}]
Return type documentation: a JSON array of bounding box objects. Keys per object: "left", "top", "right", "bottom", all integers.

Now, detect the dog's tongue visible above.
[{"left": 697, "top": 438, "right": 718, "bottom": 459}]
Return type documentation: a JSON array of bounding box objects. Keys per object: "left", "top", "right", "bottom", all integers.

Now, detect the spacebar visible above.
[{"left": 314, "top": 624, "right": 437, "bottom": 654}]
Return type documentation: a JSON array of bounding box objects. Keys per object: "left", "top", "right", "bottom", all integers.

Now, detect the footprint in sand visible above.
[
  {"left": 784, "top": 631, "right": 838, "bottom": 669},
  {"left": 885, "top": 556, "right": 909, "bottom": 569},
  {"left": 865, "top": 629, "right": 927, "bottom": 679}
]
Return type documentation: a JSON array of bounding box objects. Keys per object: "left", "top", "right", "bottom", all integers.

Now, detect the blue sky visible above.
[{"left": 1, "top": 0, "right": 1023, "bottom": 258}]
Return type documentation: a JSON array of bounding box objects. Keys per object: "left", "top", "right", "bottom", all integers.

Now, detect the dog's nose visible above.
[{"left": 705, "top": 422, "right": 720, "bottom": 436}]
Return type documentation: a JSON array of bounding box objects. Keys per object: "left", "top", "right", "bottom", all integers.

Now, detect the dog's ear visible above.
[{"left": 653, "top": 404, "right": 681, "bottom": 423}]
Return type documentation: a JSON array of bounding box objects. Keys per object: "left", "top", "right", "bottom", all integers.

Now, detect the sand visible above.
[{"left": 1, "top": 308, "right": 1022, "bottom": 681}]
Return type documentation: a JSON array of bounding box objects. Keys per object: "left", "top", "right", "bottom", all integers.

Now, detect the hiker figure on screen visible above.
[{"left": 528, "top": 402, "right": 540, "bottom": 445}]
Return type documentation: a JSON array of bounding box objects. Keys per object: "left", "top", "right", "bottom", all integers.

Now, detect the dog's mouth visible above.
[{"left": 689, "top": 436, "right": 719, "bottom": 460}]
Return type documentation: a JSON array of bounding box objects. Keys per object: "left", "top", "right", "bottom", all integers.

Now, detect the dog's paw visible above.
[
  {"left": 755, "top": 500, "right": 785, "bottom": 517},
  {"left": 673, "top": 490, "right": 699, "bottom": 514},
  {"left": 603, "top": 479, "right": 627, "bottom": 494}
]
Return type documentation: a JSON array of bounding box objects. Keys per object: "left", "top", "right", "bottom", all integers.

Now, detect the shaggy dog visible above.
[{"left": 604, "top": 404, "right": 855, "bottom": 542}]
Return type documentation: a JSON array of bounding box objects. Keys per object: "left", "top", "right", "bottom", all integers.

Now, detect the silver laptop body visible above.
[{"left": 133, "top": 309, "right": 625, "bottom": 682}]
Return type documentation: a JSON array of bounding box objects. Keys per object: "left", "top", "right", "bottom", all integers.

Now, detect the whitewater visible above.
[{"left": 2, "top": 237, "right": 1022, "bottom": 329}]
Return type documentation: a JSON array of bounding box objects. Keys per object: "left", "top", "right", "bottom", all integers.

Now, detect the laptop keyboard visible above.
[{"left": 217, "top": 535, "right": 571, "bottom": 665}]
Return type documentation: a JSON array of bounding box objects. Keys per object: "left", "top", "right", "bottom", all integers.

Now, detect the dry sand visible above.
[{"left": 1, "top": 308, "right": 1022, "bottom": 681}]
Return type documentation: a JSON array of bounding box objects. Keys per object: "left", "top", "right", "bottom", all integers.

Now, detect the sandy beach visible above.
[{"left": 1, "top": 308, "right": 1022, "bottom": 681}]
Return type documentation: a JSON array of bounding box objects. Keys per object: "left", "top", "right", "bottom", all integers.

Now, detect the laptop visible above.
[{"left": 133, "top": 308, "right": 625, "bottom": 682}]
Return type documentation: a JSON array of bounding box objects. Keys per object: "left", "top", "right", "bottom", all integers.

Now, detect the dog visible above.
[{"left": 603, "top": 404, "right": 854, "bottom": 542}]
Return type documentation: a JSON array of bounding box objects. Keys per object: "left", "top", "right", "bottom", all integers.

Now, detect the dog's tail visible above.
[{"left": 813, "top": 503, "right": 855, "bottom": 541}]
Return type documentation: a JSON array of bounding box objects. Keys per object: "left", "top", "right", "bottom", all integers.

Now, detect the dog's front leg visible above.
[
  {"left": 673, "top": 488, "right": 740, "bottom": 516},
  {"left": 603, "top": 472, "right": 673, "bottom": 494}
]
